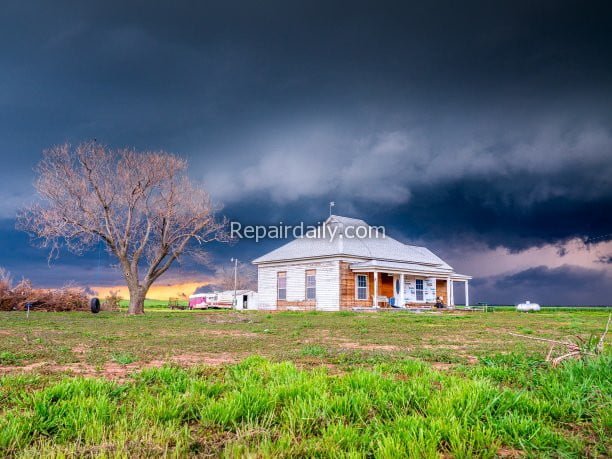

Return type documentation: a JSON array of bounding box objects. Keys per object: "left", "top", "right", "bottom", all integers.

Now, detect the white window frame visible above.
[
  {"left": 355, "top": 274, "right": 369, "bottom": 300},
  {"left": 277, "top": 272, "right": 287, "bottom": 300},
  {"left": 305, "top": 270, "right": 316, "bottom": 300}
]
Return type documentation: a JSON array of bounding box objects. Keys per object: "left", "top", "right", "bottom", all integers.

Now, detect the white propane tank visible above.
[{"left": 516, "top": 300, "right": 541, "bottom": 312}]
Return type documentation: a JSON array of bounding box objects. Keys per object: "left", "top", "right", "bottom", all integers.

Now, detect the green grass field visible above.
[
  {"left": 0, "top": 309, "right": 610, "bottom": 457},
  {"left": 118, "top": 298, "right": 189, "bottom": 309}
]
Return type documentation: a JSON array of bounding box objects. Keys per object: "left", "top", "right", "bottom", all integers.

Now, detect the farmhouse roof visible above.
[{"left": 252, "top": 215, "right": 453, "bottom": 270}]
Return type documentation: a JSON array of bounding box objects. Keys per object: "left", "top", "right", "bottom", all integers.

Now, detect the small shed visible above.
[{"left": 217, "top": 290, "right": 258, "bottom": 310}]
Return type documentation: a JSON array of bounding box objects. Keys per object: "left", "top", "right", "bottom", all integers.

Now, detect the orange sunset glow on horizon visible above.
[{"left": 92, "top": 281, "right": 209, "bottom": 300}]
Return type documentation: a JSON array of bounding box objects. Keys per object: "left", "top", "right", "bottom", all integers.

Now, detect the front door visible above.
[
  {"left": 415, "top": 279, "right": 424, "bottom": 301},
  {"left": 394, "top": 275, "right": 402, "bottom": 307}
]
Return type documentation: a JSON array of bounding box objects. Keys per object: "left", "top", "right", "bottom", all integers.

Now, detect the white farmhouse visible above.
[{"left": 252, "top": 215, "right": 471, "bottom": 311}]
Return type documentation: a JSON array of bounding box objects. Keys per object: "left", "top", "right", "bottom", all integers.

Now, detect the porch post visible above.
[
  {"left": 465, "top": 280, "right": 469, "bottom": 308},
  {"left": 373, "top": 271, "right": 378, "bottom": 308},
  {"left": 399, "top": 273, "right": 405, "bottom": 308},
  {"left": 446, "top": 277, "right": 451, "bottom": 307},
  {"left": 449, "top": 280, "right": 454, "bottom": 307}
]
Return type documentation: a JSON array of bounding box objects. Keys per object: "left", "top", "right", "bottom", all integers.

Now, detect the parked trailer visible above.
[{"left": 188, "top": 293, "right": 217, "bottom": 309}]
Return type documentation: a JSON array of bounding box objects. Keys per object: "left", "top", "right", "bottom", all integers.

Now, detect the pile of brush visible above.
[
  {"left": 0, "top": 268, "right": 88, "bottom": 312},
  {"left": 101, "top": 290, "right": 122, "bottom": 311}
]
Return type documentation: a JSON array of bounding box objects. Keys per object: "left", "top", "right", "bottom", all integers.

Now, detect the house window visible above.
[
  {"left": 277, "top": 272, "right": 287, "bottom": 300},
  {"left": 305, "top": 270, "right": 316, "bottom": 300},
  {"left": 356, "top": 274, "right": 368, "bottom": 300},
  {"left": 415, "top": 279, "right": 424, "bottom": 301}
]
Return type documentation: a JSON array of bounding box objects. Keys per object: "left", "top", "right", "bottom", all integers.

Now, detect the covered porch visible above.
[{"left": 349, "top": 260, "right": 471, "bottom": 309}]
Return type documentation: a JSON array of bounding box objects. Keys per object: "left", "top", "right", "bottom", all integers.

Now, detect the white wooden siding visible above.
[
  {"left": 313, "top": 261, "right": 340, "bottom": 311},
  {"left": 404, "top": 277, "right": 416, "bottom": 302},
  {"left": 403, "top": 276, "right": 437, "bottom": 303},
  {"left": 257, "top": 261, "right": 340, "bottom": 311},
  {"left": 425, "top": 277, "right": 437, "bottom": 302},
  {"left": 257, "top": 267, "right": 278, "bottom": 309}
]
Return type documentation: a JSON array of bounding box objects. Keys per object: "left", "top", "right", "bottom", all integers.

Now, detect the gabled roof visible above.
[{"left": 252, "top": 215, "right": 453, "bottom": 270}]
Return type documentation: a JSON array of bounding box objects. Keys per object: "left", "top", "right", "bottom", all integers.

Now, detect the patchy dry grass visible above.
[
  {"left": 0, "top": 308, "right": 609, "bottom": 374},
  {"left": 0, "top": 309, "right": 610, "bottom": 457}
]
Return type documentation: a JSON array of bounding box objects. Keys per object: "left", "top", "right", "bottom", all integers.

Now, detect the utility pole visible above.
[
  {"left": 230, "top": 257, "right": 238, "bottom": 309},
  {"left": 329, "top": 201, "right": 335, "bottom": 217}
]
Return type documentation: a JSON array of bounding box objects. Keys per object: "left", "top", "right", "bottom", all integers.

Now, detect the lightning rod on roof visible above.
[{"left": 329, "top": 201, "right": 335, "bottom": 217}]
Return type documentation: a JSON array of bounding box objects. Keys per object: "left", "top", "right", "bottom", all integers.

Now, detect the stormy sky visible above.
[{"left": 1, "top": 0, "right": 611, "bottom": 304}]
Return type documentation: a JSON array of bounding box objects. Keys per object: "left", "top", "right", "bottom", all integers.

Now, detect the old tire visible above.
[{"left": 90, "top": 297, "right": 101, "bottom": 314}]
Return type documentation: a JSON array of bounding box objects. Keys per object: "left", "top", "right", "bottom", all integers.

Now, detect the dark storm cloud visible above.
[
  {"left": 212, "top": 120, "right": 612, "bottom": 252},
  {"left": 0, "top": 217, "right": 140, "bottom": 287},
  {"left": 0, "top": 0, "right": 611, "bottom": 302},
  {"left": 0, "top": 217, "right": 222, "bottom": 288},
  {"left": 387, "top": 170, "right": 612, "bottom": 251},
  {"left": 471, "top": 265, "right": 612, "bottom": 305},
  {"left": 0, "top": 218, "right": 117, "bottom": 286}
]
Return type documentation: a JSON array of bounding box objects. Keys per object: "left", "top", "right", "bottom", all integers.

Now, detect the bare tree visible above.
[
  {"left": 213, "top": 261, "right": 257, "bottom": 291},
  {"left": 0, "top": 268, "right": 12, "bottom": 307},
  {"left": 18, "top": 142, "right": 226, "bottom": 314},
  {"left": 0, "top": 267, "right": 12, "bottom": 291}
]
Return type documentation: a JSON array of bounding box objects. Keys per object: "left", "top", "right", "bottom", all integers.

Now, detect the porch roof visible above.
[
  {"left": 349, "top": 259, "right": 454, "bottom": 276},
  {"left": 450, "top": 273, "right": 472, "bottom": 281}
]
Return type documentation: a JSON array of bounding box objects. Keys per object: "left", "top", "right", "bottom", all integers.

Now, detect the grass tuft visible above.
[
  {"left": 110, "top": 352, "right": 137, "bottom": 365},
  {"left": 0, "top": 352, "right": 23, "bottom": 366},
  {"left": 300, "top": 345, "right": 328, "bottom": 358}
]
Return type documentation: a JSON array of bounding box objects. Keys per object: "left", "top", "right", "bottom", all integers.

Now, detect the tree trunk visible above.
[{"left": 127, "top": 285, "right": 147, "bottom": 315}]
